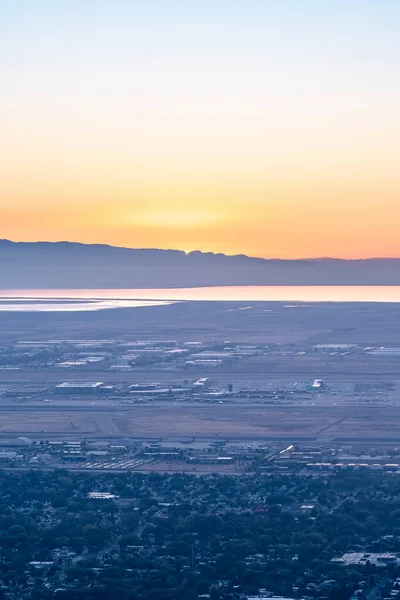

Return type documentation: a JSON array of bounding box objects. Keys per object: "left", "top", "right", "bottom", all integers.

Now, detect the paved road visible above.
[
  {"left": 367, "top": 577, "right": 390, "bottom": 600},
  {"left": 94, "top": 414, "right": 121, "bottom": 434},
  {"left": 328, "top": 496, "right": 350, "bottom": 514},
  {"left": 0, "top": 402, "right": 398, "bottom": 412}
]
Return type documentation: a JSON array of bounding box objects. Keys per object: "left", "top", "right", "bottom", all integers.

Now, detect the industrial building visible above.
[
  {"left": 190, "top": 351, "right": 235, "bottom": 360},
  {"left": 188, "top": 455, "right": 234, "bottom": 464},
  {"left": 88, "top": 492, "right": 117, "bottom": 500},
  {"left": 311, "top": 344, "right": 358, "bottom": 353},
  {"left": 55, "top": 381, "right": 105, "bottom": 394},
  {"left": 185, "top": 359, "right": 223, "bottom": 367},
  {"left": 366, "top": 347, "right": 400, "bottom": 356},
  {"left": 331, "top": 553, "right": 400, "bottom": 567}
]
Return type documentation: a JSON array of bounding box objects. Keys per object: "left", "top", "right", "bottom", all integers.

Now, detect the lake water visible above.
[
  {"left": 0, "top": 296, "right": 175, "bottom": 312},
  {"left": 2, "top": 286, "right": 400, "bottom": 311}
]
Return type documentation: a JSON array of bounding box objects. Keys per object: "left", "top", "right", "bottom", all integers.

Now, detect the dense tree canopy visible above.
[{"left": 0, "top": 469, "right": 398, "bottom": 599}]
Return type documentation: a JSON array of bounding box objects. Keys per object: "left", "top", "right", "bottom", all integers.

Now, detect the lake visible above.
[{"left": 2, "top": 286, "right": 400, "bottom": 311}]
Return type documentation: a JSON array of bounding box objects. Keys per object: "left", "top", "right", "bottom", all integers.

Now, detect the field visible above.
[
  {"left": 2, "top": 300, "right": 400, "bottom": 346},
  {"left": 0, "top": 412, "right": 98, "bottom": 434},
  {"left": 114, "top": 405, "right": 400, "bottom": 442},
  {"left": 0, "top": 405, "right": 399, "bottom": 444}
]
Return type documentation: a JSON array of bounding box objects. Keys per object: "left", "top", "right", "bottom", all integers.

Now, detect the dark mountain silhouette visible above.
[{"left": 0, "top": 239, "right": 399, "bottom": 288}]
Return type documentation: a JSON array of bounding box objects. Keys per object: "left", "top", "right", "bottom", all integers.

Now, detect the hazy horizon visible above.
[
  {"left": 5, "top": 286, "right": 400, "bottom": 305},
  {"left": 4, "top": 237, "right": 400, "bottom": 262}
]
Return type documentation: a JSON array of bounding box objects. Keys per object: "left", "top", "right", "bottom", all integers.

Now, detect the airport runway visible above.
[
  {"left": 93, "top": 414, "right": 121, "bottom": 434},
  {"left": 1, "top": 369, "right": 400, "bottom": 384},
  {"left": 0, "top": 402, "right": 395, "bottom": 412}
]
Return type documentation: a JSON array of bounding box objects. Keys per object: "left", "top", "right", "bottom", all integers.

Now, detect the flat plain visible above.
[
  {"left": 2, "top": 300, "right": 400, "bottom": 445},
  {"left": 0, "top": 405, "right": 398, "bottom": 444},
  {"left": 2, "top": 299, "right": 400, "bottom": 345}
]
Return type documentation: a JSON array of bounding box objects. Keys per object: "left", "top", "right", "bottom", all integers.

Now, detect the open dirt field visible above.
[
  {"left": 0, "top": 412, "right": 98, "bottom": 434},
  {"left": 0, "top": 404, "right": 399, "bottom": 442},
  {"left": 115, "top": 406, "right": 341, "bottom": 438},
  {"left": 3, "top": 300, "right": 400, "bottom": 346},
  {"left": 112, "top": 405, "right": 400, "bottom": 442}
]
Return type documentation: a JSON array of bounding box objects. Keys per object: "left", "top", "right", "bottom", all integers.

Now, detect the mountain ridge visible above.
[
  {"left": 0, "top": 239, "right": 398, "bottom": 261},
  {"left": 1, "top": 239, "right": 400, "bottom": 288}
]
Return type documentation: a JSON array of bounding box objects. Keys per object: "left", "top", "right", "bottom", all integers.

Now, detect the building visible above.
[
  {"left": 367, "top": 348, "right": 400, "bottom": 357},
  {"left": 190, "top": 352, "right": 234, "bottom": 360},
  {"left": 312, "top": 344, "right": 358, "bottom": 353},
  {"left": 88, "top": 492, "right": 117, "bottom": 500},
  {"left": 185, "top": 359, "right": 223, "bottom": 368},
  {"left": 188, "top": 455, "right": 234, "bottom": 464},
  {"left": 62, "top": 452, "right": 86, "bottom": 462},
  {"left": 129, "top": 383, "right": 160, "bottom": 391},
  {"left": 55, "top": 381, "right": 105, "bottom": 394},
  {"left": 331, "top": 552, "right": 400, "bottom": 567},
  {"left": 29, "top": 561, "right": 54, "bottom": 569}
]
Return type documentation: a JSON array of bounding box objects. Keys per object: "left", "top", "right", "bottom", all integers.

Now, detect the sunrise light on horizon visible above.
[{"left": 2, "top": 1, "right": 400, "bottom": 259}]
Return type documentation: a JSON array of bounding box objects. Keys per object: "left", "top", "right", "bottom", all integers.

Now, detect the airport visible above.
[{"left": 1, "top": 300, "right": 400, "bottom": 474}]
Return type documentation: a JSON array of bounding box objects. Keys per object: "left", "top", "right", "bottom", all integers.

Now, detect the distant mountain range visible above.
[{"left": 1, "top": 239, "right": 400, "bottom": 288}]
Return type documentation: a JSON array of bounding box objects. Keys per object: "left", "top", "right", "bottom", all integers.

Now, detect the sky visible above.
[{"left": 1, "top": 0, "right": 400, "bottom": 259}]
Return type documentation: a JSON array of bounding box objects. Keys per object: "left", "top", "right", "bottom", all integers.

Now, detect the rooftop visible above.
[{"left": 56, "top": 381, "right": 104, "bottom": 388}]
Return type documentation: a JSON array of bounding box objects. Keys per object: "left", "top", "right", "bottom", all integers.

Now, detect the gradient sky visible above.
[{"left": 2, "top": 0, "right": 400, "bottom": 258}]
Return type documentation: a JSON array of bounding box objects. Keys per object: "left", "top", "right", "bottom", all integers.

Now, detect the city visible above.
[{"left": 2, "top": 0, "right": 400, "bottom": 598}]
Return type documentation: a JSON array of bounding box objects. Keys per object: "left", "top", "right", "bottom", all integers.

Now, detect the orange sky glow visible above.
[{"left": 2, "top": 1, "right": 400, "bottom": 258}]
